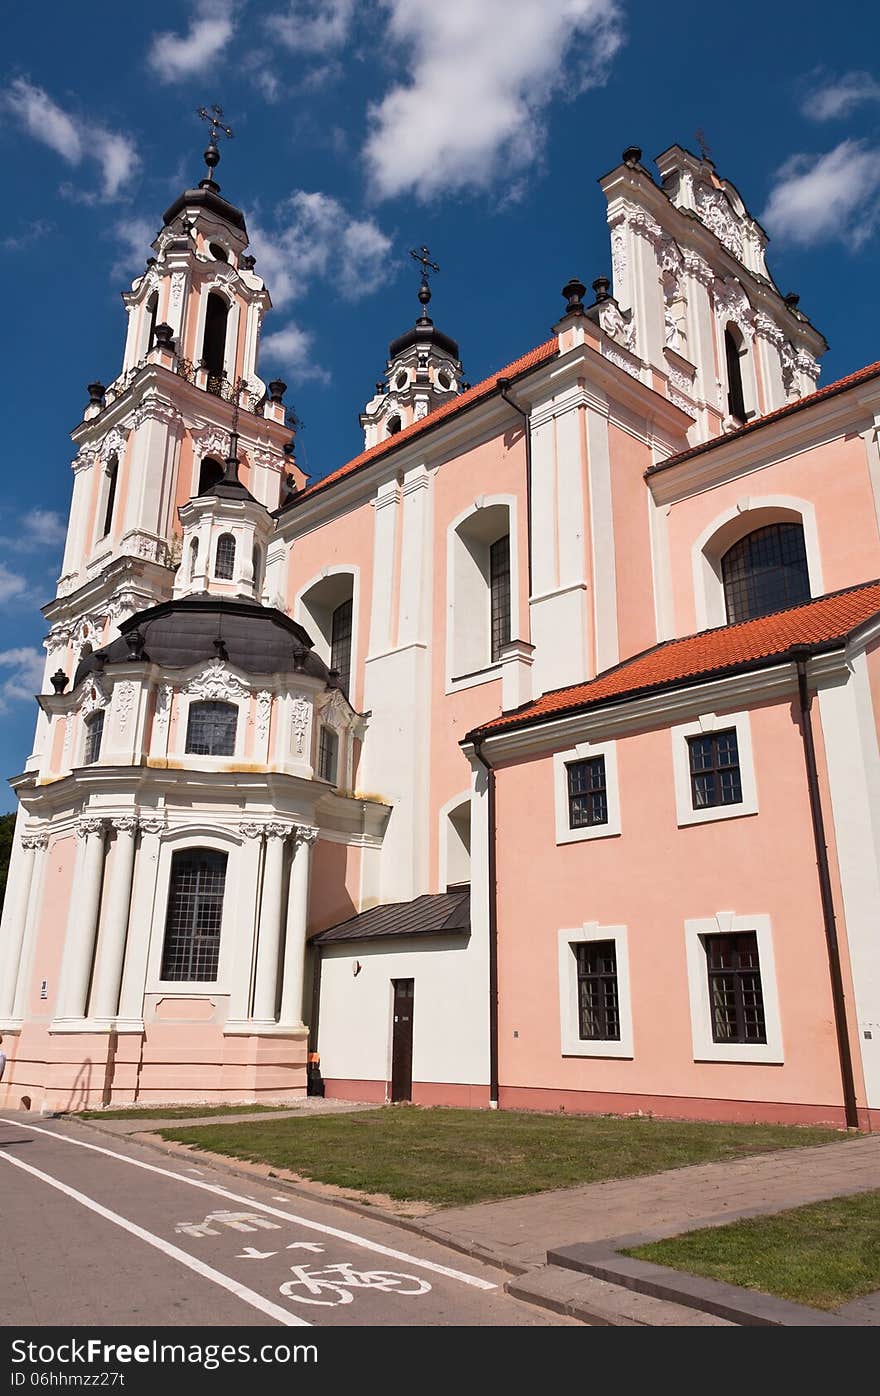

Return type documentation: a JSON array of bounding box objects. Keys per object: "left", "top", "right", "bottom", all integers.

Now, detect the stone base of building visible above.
[
  {"left": 496, "top": 1083, "right": 874, "bottom": 1128},
  {"left": 0, "top": 1021, "right": 309, "bottom": 1113},
  {"left": 322, "top": 1077, "right": 491, "bottom": 1108}
]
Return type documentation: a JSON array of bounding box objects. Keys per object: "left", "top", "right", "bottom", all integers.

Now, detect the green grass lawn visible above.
[
  {"left": 626, "top": 1190, "right": 880, "bottom": 1311},
  {"left": 75, "top": 1104, "right": 291, "bottom": 1120},
  {"left": 157, "top": 1106, "right": 846, "bottom": 1208}
]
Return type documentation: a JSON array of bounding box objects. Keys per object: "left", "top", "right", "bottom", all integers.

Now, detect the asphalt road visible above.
[{"left": 0, "top": 1113, "right": 572, "bottom": 1328}]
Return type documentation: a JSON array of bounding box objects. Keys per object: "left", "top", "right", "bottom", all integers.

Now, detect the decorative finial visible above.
[
  {"left": 268, "top": 379, "right": 287, "bottom": 404},
  {"left": 784, "top": 291, "right": 800, "bottom": 311},
  {"left": 695, "top": 127, "right": 713, "bottom": 164},
  {"left": 87, "top": 381, "right": 106, "bottom": 407},
  {"left": 591, "top": 276, "right": 611, "bottom": 302},
  {"left": 196, "top": 105, "right": 233, "bottom": 191},
  {"left": 561, "top": 278, "right": 587, "bottom": 316},
  {"left": 50, "top": 669, "right": 68, "bottom": 694},
  {"left": 410, "top": 245, "right": 440, "bottom": 321},
  {"left": 622, "top": 146, "right": 642, "bottom": 169}
]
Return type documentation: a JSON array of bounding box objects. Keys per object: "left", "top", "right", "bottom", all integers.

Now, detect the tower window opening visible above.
[
  {"left": 330, "top": 598, "right": 353, "bottom": 697},
  {"left": 386, "top": 415, "right": 402, "bottom": 436},
  {"left": 252, "top": 542, "right": 263, "bottom": 596},
  {"left": 101, "top": 454, "right": 119, "bottom": 539},
  {"left": 489, "top": 533, "right": 511, "bottom": 663},
  {"left": 145, "top": 291, "right": 159, "bottom": 353},
  {"left": 188, "top": 537, "right": 199, "bottom": 582},
  {"left": 84, "top": 710, "right": 104, "bottom": 765},
  {"left": 209, "top": 242, "right": 228, "bottom": 263},
  {"left": 724, "top": 325, "right": 747, "bottom": 423},
  {"left": 198, "top": 457, "right": 225, "bottom": 494},
  {"left": 202, "top": 293, "right": 229, "bottom": 380},
  {"left": 215, "top": 533, "right": 236, "bottom": 580}
]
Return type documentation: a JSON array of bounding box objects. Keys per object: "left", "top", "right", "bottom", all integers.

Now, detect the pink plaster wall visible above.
[
  {"left": 308, "top": 838, "right": 361, "bottom": 934},
  {"left": 608, "top": 422, "right": 659, "bottom": 662}
]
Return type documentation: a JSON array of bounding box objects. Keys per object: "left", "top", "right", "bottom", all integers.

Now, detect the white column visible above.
[
  {"left": 252, "top": 824, "right": 289, "bottom": 1023},
  {"left": 226, "top": 824, "right": 265, "bottom": 1024},
  {"left": 279, "top": 827, "right": 316, "bottom": 1029},
  {"left": 56, "top": 817, "right": 106, "bottom": 1022},
  {"left": 90, "top": 817, "right": 138, "bottom": 1020},
  {"left": 117, "top": 816, "right": 164, "bottom": 1025},
  {"left": 0, "top": 834, "right": 43, "bottom": 1021}
]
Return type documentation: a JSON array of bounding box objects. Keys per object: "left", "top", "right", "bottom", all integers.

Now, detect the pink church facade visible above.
[{"left": 1, "top": 138, "right": 879, "bottom": 1127}]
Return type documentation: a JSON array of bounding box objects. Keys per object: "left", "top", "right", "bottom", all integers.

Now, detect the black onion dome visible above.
[
  {"left": 162, "top": 185, "right": 247, "bottom": 234},
  {"left": 74, "top": 595, "right": 333, "bottom": 687},
  {"left": 388, "top": 321, "right": 460, "bottom": 361}
]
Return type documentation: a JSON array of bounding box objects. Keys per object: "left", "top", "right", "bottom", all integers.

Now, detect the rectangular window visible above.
[
  {"left": 185, "top": 701, "right": 237, "bottom": 757},
  {"left": 576, "top": 941, "right": 620, "bottom": 1041},
  {"left": 566, "top": 756, "right": 608, "bottom": 828},
  {"left": 330, "top": 598, "right": 353, "bottom": 698},
  {"left": 84, "top": 711, "right": 104, "bottom": 765},
  {"left": 489, "top": 534, "right": 511, "bottom": 663},
  {"left": 687, "top": 729, "right": 742, "bottom": 808},
  {"left": 160, "top": 849, "right": 227, "bottom": 982},
  {"left": 318, "top": 725, "right": 339, "bottom": 784},
  {"left": 704, "top": 932, "right": 766, "bottom": 1044}
]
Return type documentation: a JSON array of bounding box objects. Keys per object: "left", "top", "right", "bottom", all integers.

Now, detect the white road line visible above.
[
  {"left": 0, "top": 1118, "right": 496, "bottom": 1290},
  {"left": 0, "top": 1147, "right": 309, "bottom": 1328}
]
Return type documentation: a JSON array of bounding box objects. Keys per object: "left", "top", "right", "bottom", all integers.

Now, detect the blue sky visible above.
[{"left": 1, "top": 0, "right": 878, "bottom": 805}]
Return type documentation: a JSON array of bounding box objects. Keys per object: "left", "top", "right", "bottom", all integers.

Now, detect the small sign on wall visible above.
[{"left": 40, "top": 980, "right": 48, "bottom": 1000}]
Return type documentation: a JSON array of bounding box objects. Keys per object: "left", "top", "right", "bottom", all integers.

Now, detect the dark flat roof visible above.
[{"left": 311, "top": 889, "right": 470, "bottom": 945}]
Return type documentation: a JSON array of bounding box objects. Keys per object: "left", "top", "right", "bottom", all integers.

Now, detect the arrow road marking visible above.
[{"left": 286, "top": 1242, "right": 325, "bottom": 1253}]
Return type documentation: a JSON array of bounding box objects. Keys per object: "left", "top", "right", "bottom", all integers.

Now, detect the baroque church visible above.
[{"left": 1, "top": 130, "right": 879, "bottom": 1129}]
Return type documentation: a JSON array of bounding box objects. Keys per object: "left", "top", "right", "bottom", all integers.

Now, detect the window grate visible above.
[
  {"left": 704, "top": 932, "right": 766, "bottom": 1044},
  {"left": 215, "top": 533, "right": 236, "bottom": 580},
  {"left": 318, "top": 725, "right": 339, "bottom": 784},
  {"left": 160, "top": 849, "right": 227, "bottom": 982},
  {"left": 687, "top": 729, "right": 742, "bottom": 808},
  {"left": 489, "top": 534, "right": 511, "bottom": 663},
  {"left": 84, "top": 710, "right": 104, "bottom": 765},
  {"left": 566, "top": 756, "right": 608, "bottom": 827},
  {"left": 576, "top": 941, "right": 620, "bottom": 1041},
  {"left": 185, "top": 701, "right": 237, "bottom": 757},
  {"left": 721, "top": 523, "right": 810, "bottom": 624},
  {"left": 330, "top": 598, "right": 353, "bottom": 698}
]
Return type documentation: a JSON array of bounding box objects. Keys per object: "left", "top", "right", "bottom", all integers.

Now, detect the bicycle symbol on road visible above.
[{"left": 279, "top": 1262, "right": 432, "bottom": 1306}]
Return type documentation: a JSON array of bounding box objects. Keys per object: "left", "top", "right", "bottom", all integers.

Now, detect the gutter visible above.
[
  {"left": 472, "top": 738, "right": 500, "bottom": 1109},
  {"left": 792, "top": 648, "right": 860, "bottom": 1129},
  {"left": 497, "top": 379, "right": 533, "bottom": 596}
]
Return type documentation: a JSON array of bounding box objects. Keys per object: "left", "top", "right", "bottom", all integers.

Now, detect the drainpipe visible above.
[
  {"left": 792, "top": 647, "right": 860, "bottom": 1129},
  {"left": 473, "top": 738, "right": 499, "bottom": 1109},
  {"left": 497, "top": 379, "right": 533, "bottom": 598}
]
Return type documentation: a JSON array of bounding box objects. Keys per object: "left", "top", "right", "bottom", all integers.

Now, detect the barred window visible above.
[
  {"left": 576, "top": 941, "right": 620, "bottom": 1041},
  {"left": 160, "top": 848, "right": 227, "bottom": 981},
  {"left": 215, "top": 533, "right": 236, "bottom": 580},
  {"left": 567, "top": 756, "right": 608, "bottom": 828},
  {"left": 318, "top": 725, "right": 339, "bottom": 784},
  {"left": 704, "top": 931, "right": 766, "bottom": 1044},
  {"left": 687, "top": 729, "right": 742, "bottom": 808},
  {"left": 84, "top": 710, "right": 104, "bottom": 765},
  {"left": 330, "top": 598, "right": 353, "bottom": 697},
  {"left": 185, "top": 701, "right": 237, "bottom": 756},
  {"left": 489, "top": 534, "right": 511, "bottom": 663},
  {"left": 721, "top": 523, "right": 810, "bottom": 624},
  {"left": 101, "top": 455, "right": 118, "bottom": 539}
]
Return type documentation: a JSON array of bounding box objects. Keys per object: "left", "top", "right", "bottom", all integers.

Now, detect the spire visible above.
[
  {"left": 196, "top": 105, "right": 234, "bottom": 193},
  {"left": 410, "top": 245, "right": 440, "bottom": 326},
  {"left": 162, "top": 106, "right": 245, "bottom": 234}
]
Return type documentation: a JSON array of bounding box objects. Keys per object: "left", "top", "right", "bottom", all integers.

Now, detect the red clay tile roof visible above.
[
  {"left": 470, "top": 579, "right": 880, "bottom": 739},
  {"left": 647, "top": 359, "right": 880, "bottom": 477},
  {"left": 287, "top": 339, "right": 557, "bottom": 506}
]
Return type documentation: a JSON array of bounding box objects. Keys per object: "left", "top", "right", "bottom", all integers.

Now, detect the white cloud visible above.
[
  {"left": 1, "top": 509, "right": 67, "bottom": 554},
  {"left": 364, "top": 0, "right": 624, "bottom": 201},
  {"left": 0, "top": 219, "right": 54, "bottom": 252},
  {"left": 762, "top": 140, "right": 880, "bottom": 249},
  {"left": 803, "top": 71, "right": 880, "bottom": 122},
  {"left": 258, "top": 321, "right": 331, "bottom": 384},
  {"left": 3, "top": 78, "right": 139, "bottom": 202},
  {"left": 0, "top": 566, "right": 28, "bottom": 605},
  {"left": 0, "top": 648, "right": 45, "bottom": 709},
  {"left": 149, "top": 3, "right": 236, "bottom": 82},
  {"left": 248, "top": 189, "right": 393, "bottom": 306},
  {"left": 271, "top": 0, "right": 355, "bottom": 54},
  {"left": 110, "top": 216, "right": 157, "bottom": 280}
]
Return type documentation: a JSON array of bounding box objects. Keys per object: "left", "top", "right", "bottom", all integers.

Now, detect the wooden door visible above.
[{"left": 390, "top": 979, "right": 414, "bottom": 1102}]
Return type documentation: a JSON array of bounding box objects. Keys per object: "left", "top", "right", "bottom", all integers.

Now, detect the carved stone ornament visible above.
[
  {"left": 21, "top": 832, "right": 49, "bottom": 853},
  {"left": 294, "top": 825, "right": 319, "bottom": 847},
  {"left": 713, "top": 278, "right": 754, "bottom": 338},
  {"left": 104, "top": 591, "right": 142, "bottom": 623},
  {"left": 780, "top": 340, "right": 798, "bottom": 396},
  {"left": 111, "top": 815, "right": 139, "bottom": 835},
  {"left": 602, "top": 344, "right": 641, "bottom": 382},
  {"left": 79, "top": 673, "right": 109, "bottom": 718},
  {"left": 681, "top": 248, "right": 715, "bottom": 288},
  {"left": 250, "top": 446, "right": 283, "bottom": 473},
  {"left": 154, "top": 683, "right": 173, "bottom": 731},
  {"left": 130, "top": 398, "right": 183, "bottom": 432},
  {"left": 795, "top": 348, "right": 820, "bottom": 383},
  {"left": 753, "top": 311, "right": 784, "bottom": 348},
  {"left": 290, "top": 693, "right": 311, "bottom": 757},
  {"left": 240, "top": 821, "right": 265, "bottom": 841},
  {"left": 98, "top": 427, "right": 129, "bottom": 464},
  {"left": 191, "top": 426, "right": 230, "bottom": 460},
  {"left": 610, "top": 226, "right": 627, "bottom": 291},
  {"left": 114, "top": 681, "right": 137, "bottom": 735},
  {"left": 76, "top": 816, "right": 105, "bottom": 838},
  {"left": 169, "top": 273, "right": 185, "bottom": 308},
  {"left": 264, "top": 821, "right": 292, "bottom": 840},
  {"left": 664, "top": 306, "right": 685, "bottom": 352},
  {"left": 121, "top": 530, "right": 170, "bottom": 566},
  {"left": 695, "top": 183, "right": 744, "bottom": 261},
  {"left": 72, "top": 447, "right": 97, "bottom": 475},
  {"left": 256, "top": 689, "right": 272, "bottom": 740},
  {"left": 139, "top": 815, "right": 166, "bottom": 836},
  {"left": 598, "top": 300, "right": 635, "bottom": 352},
  {"left": 184, "top": 659, "right": 250, "bottom": 703}
]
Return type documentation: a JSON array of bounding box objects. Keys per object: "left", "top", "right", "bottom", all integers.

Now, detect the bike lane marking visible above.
[
  {"left": 0, "top": 1146, "right": 310, "bottom": 1328},
  {"left": 0, "top": 1118, "right": 497, "bottom": 1291}
]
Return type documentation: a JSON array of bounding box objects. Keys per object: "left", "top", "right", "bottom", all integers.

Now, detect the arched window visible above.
[
  {"left": 330, "top": 598, "right": 353, "bottom": 696},
  {"left": 444, "top": 797, "right": 471, "bottom": 888},
  {"left": 252, "top": 543, "right": 263, "bottom": 597},
  {"left": 215, "top": 533, "right": 236, "bottom": 580},
  {"left": 386, "top": 415, "right": 402, "bottom": 436},
  {"left": 198, "top": 456, "right": 225, "bottom": 495},
  {"left": 160, "top": 848, "right": 227, "bottom": 981},
  {"left": 185, "top": 700, "right": 238, "bottom": 756},
  {"left": 450, "top": 503, "right": 513, "bottom": 678},
  {"left": 145, "top": 290, "right": 158, "bottom": 353},
  {"left": 725, "top": 325, "right": 747, "bottom": 423},
  {"left": 209, "top": 242, "right": 228, "bottom": 262},
  {"left": 101, "top": 454, "right": 118, "bottom": 539},
  {"left": 83, "top": 710, "right": 104, "bottom": 765},
  {"left": 188, "top": 537, "right": 199, "bottom": 582},
  {"left": 489, "top": 534, "right": 511, "bottom": 663},
  {"left": 202, "top": 293, "right": 229, "bottom": 379},
  {"left": 721, "top": 523, "right": 811, "bottom": 623}
]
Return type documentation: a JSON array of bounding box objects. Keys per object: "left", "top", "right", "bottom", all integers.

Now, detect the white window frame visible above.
[
  {"left": 553, "top": 739, "right": 621, "bottom": 844},
  {"left": 147, "top": 831, "right": 240, "bottom": 994},
  {"left": 692, "top": 496, "right": 822, "bottom": 631},
  {"left": 558, "top": 923, "right": 633, "bottom": 1058},
  {"left": 671, "top": 710, "right": 758, "bottom": 827},
  {"left": 684, "top": 911, "right": 783, "bottom": 1064},
  {"left": 180, "top": 696, "right": 245, "bottom": 763}
]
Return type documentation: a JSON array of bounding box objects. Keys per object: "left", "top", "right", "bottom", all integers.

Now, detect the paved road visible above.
[{"left": 0, "top": 1114, "right": 571, "bottom": 1328}]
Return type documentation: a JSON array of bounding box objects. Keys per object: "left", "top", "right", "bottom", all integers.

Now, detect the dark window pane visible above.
[
  {"left": 202, "top": 293, "right": 229, "bottom": 379},
  {"left": 687, "top": 729, "right": 742, "bottom": 809},
  {"left": 567, "top": 756, "right": 608, "bottom": 828},
  {"left": 576, "top": 940, "right": 620, "bottom": 1041},
  {"left": 198, "top": 457, "right": 225, "bottom": 495},
  {"left": 185, "top": 701, "right": 237, "bottom": 756},
  {"left": 721, "top": 523, "right": 810, "bottom": 624},
  {"left": 330, "top": 598, "right": 353, "bottom": 697},
  {"left": 215, "top": 533, "right": 235, "bottom": 580},
  {"left": 84, "top": 710, "right": 104, "bottom": 765},
  {"left": 102, "top": 456, "right": 118, "bottom": 539},
  {"left": 704, "top": 931, "right": 766, "bottom": 1044},
  {"left": 490, "top": 534, "right": 511, "bottom": 663},
  {"left": 160, "top": 848, "right": 227, "bottom": 981},
  {"left": 318, "top": 726, "right": 338, "bottom": 784},
  {"left": 724, "top": 326, "right": 746, "bottom": 422}
]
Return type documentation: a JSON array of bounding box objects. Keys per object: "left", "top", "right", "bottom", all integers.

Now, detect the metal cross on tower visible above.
[
  {"left": 410, "top": 245, "right": 440, "bottom": 280},
  {"left": 197, "top": 105, "right": 233, "bottom": 187},
  {"left": 695, "top": 127, "right": 713, "bottom": 163}
]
